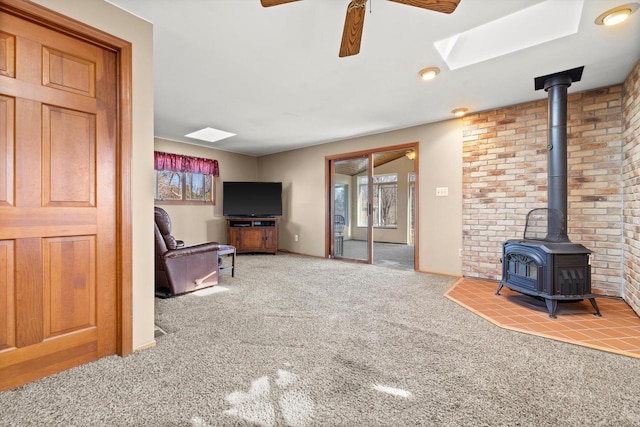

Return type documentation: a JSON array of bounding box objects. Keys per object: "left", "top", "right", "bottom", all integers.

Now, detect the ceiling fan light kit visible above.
[
  {"left": 595, "top": 3, "right": 639, "bottom": 25},
  {"left": 261, "top": 0, "right": 461, "bottom": 57}
]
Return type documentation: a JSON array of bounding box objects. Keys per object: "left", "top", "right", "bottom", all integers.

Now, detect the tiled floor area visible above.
[{"left": 445, "top": 278, "right": 640, "bottom": 359}]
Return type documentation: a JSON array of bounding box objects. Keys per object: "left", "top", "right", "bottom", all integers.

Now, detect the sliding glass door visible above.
[
  {"left": 326, "top": 143, "right": 418, "bottom": 270},
  {"left": 330, "top": 156, "right": 372, "bottom": 262}
]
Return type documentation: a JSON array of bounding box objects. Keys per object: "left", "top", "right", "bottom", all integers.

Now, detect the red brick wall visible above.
[
  {"left": 462, "top": 84, "right": 624, "bottom": 296},
  {"left": 623, "top": 61, "right": 640, "bottom": 315}
]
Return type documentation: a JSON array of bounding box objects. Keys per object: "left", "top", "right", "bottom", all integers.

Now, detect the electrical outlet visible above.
[
  {"left": 459, "top": 248, "right": 463, "bottom": 257},
  {"left": 294, "top": 234, "right": 299, "bottom": 242},
  {"left": 436, "top": 187, "right": 449, "bottom": 197}
]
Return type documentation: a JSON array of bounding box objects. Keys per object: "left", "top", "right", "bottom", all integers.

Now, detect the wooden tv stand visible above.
[{"left": 226, "top": 217, "right": 278, "bottom": 254}]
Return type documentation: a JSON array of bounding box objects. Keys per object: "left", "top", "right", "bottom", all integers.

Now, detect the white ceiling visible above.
[{"left": 105, "top": 0, "right": 640, "bottom": 156}]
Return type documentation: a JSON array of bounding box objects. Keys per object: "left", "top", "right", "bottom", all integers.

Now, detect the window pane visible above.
[
  {"left": 155, "top": 170, "right": 214, "bottom": 203},
  {"left": 379, "top": 184, "right": 397, "bottom": 226},
  {"left": 156, "top": 170, "right": 182, "bottom": 200},
  {"left": 372, "top": 174, "right": 397, "bottom": 227},
  {"left": 205, "top": 175, "right": 213, "bottom": 202},
  {"left": 359, "top": 174, "right": 398, "bottom": 227},
  {"left": 186, "top": 173, "right": 205, "bottom": 201},
  {"left": 334, "top": 184, "right": 348, "bottom": 225}
]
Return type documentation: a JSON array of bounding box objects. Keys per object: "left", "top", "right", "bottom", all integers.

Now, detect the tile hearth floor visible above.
[{"left": 445, "top": 278, "right": 640, "bottom": 359}]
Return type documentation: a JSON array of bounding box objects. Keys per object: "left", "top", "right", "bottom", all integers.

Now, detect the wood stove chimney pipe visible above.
[{"left": 534, "top": 66, "right": 584, "bottom": 242}]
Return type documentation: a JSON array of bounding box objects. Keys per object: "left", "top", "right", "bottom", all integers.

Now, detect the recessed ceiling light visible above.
[
  {"left": 595, "top": 3, "right": 638, "bottom": 26},
  {"left": 451, "top": 108, "right": 468, "bottom": 117},
  {"left": 418, "top": 67, "right": 440, "bottom": 81},
  {"left": 185, "top": 127, "right": 236, "bottom": 143}
]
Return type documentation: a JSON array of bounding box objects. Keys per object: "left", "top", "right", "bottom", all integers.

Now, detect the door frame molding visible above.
[
  {"left": 325, "top": 142, "right": 419, "bottom": 269},
  {"left": 1, "top": 0, "right": 134, "bottom": 355}
]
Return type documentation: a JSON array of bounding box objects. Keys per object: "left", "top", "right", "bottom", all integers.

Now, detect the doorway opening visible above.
[{"left": 326, "top": 143, "right": 418, "bottom": 270}]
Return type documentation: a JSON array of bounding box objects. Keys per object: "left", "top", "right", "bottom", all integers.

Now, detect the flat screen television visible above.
[{"left": 223, "top": 181, "right": 283, "bottom": 217}]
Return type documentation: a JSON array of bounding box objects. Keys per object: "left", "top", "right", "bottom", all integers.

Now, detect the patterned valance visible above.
[{"left": 154, "top": 151, "right": 219, "bottom": 177}]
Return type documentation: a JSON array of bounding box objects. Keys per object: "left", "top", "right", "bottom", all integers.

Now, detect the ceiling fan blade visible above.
[
  {"left": 387, "top": 0, "right": 461, "bottom": 14},
  {"left": 339, "top": 0, "right": 367, "bottom": 57},
  {"left": 260, "top": 0, "right": 301, "bottom": 7}
]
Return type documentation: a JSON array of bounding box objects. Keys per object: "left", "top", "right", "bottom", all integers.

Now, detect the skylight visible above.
[
  {"left": 434, "top": 0, "right": 584, "bottom": 70},
  {"left": 185, "top": 127, "right": 236, "bottom": 143}
]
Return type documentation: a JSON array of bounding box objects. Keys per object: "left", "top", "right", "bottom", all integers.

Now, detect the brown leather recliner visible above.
[{"left": 154, "top": 206, "right": 221, "bottom": 297}]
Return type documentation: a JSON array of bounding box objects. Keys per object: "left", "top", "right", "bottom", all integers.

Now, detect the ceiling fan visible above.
[{"left": 260, "top": 0, "right": 461, "bottom": 57}]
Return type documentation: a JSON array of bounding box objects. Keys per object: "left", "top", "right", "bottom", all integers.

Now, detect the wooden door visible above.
[
  {"left": 242, "top": 228, "right": 266, "bottom": 252},
  {"left": 0, "top": 10, "right": 118, "bottom": 390},
  {"left": 262, "top": 228, "right": 276, "bottom": 252},
  {"left": 228, "top": 226, "right": 240, "bottom": 248}
]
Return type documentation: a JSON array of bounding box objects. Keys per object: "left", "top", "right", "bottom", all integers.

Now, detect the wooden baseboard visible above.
[{"left": 134, "top": 340, "right": 156, "bottom": 352}]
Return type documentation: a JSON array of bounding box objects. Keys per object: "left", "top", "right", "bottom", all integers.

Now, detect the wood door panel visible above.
[
  {"left": 42, "top": 47, "right": 96, "bottom": 97},
  {"left": 42, "top": 105, "right": 96, "bottom": 206},
  {"left": 228, "top": 228, "right": 239, "bottom": 247},
  {"left": 0, "top": 7, "right": 120, "bottom": 390},
  {"left": 2, "top": 77, "right": 97, "bottom": 113},
  {"left": 3, "top": 12, "right": 100, "bottom": 86},
  {"left": 0, "top": 330, "right": 97, "bottom": 391},
  {"left": 242, "top": 229, "right": 265, "bottom": 251},
  {"left": 0, "top": 30, "right": 15, "bottom": 78},
  {"left": 0, "top": 207, "right": 97, "bottom": 239},
  {"left": 0, "top": 95, "right": 14, "bottom": 207},
  {"left": 43, "top": 236, "right": 96, "bottom": 338},
  {"left": 15, "top": 238, "right": 43, "bottom": 348},
  {"left": 2, "top": 13, "right": 100, "bottom": 112},
  {"left": 15, "top": 98, "right": 42, "bottom": 207},
  {"left": 0, "top": 241, "right": 15, "bottom": 352},
  {"left": 263, "top": 228, "right": 276, "bottom": 251},
  {"left": 0, "top": 327, "right": 96, "bottom": 368}
]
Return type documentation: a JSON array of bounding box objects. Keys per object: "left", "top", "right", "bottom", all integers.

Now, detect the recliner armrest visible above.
[{"left": 162, "top": 242, "right": 221, "bottom": 259}]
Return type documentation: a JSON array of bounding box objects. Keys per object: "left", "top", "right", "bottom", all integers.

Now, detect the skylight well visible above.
[{"left": 434, "top": 0, "right": 584, "bottom": 70}]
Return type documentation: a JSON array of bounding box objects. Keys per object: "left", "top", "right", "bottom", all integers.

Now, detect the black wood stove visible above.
[{"left": 496, "top": 67, "right": 601, "bottom": 318}]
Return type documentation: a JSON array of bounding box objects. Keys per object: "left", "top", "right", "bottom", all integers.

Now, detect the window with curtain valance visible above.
[{"left": 154, "top": 151, "right": 219, "bottom": 205}]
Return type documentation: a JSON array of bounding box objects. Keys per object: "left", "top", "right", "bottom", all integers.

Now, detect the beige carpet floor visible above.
[{"left": 1, "top": 254, "right": 640, "bottom": 426}]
